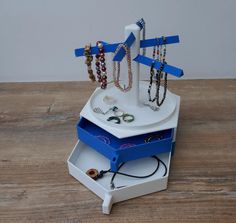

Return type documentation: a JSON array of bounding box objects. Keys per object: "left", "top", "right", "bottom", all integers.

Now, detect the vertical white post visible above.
[{"left": 124, "top": 24, "right": 141, "bottom": 107}]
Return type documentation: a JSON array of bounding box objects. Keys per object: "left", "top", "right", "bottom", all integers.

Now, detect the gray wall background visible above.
[{"left": 0, "top": 0, "right": 236, "bottom": 82}]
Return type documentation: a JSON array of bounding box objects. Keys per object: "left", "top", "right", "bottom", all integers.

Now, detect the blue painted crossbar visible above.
[
  {"left": 113, "top": 35, "right": 180, "bottom": 62},
  {"left": 140, "top": 35, "right": 179, "bottom": 48},
  {"left": 75, "top": 42, "right": 118, "bottom": 57},
  {"left": 74, "top": 33, "right": 135, "bottom": 58},
  {"left": 74, "top": 35, "right": 180, "bottom": 57},
  {"left": 133, "top": 54, "right": 184, "bottom": 78},
  {"left": 112, "top": 33, "right": 136, "bottom": 61}
]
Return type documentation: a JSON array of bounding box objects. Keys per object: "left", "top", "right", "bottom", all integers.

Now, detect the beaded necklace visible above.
[
  {"left": 147, "top": 37, "right": 168, "bottom": 106},
  {"left": 84, "top": 44, "right": 96, "bottom": 82},
  {"left": 148, "top": 41, "right": 160, "bottom": 102},
  {"left": 95, "top": 41, "right": 108, "bottom": 89},
  {"left": 155, "top": 37, "right": 168, "bottom": 106},
  {"left": 113, "top": 44, "right": 133, "bottom": 92}
]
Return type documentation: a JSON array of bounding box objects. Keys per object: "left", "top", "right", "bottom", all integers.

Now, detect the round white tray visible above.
[{"left": 89, "top": 81, "right": 177, "bottom": 130}]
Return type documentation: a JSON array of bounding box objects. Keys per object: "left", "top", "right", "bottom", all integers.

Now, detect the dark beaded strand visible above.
[
  {"left": 95, "top": 54, "right": 102, "bottom": 83},
  {"left": 147, "top": 36, "right": 168, "bottom": 107},
  {"left": 148, "top": 62, "right": 156, "bottom": 102},
  {"left": 148, "top": 40, "right": 160, "bottom": 102},
  {"left": 96, "top": 41, "right": 108, "bottom": 89},
  {"left": 155, "top": 37, "right": 168, "bottom": 106},
  {"left": 155, "top": 63, "right": 167, "bottom": 106}
]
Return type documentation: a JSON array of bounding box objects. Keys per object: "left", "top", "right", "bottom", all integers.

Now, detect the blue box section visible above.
[{"left": 77, "top": 117, "right": 174, "bottom": 171}]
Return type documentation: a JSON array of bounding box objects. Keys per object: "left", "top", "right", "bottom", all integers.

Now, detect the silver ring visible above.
[{"left": 122, "top": 114, "right": 135, "bottom": 123}]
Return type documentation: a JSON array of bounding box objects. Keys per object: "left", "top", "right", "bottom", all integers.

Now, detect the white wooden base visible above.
[{"left": 67, "top": 140, "right": 172, "bottom": 214}]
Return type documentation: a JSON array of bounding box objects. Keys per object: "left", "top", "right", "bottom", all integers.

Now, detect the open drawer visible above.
[
  {"left": 77, "top": 117, "right": 174, "bottom": 171},
  {"left": 67, "top": 140, "right": 171, "bottom": 214}
]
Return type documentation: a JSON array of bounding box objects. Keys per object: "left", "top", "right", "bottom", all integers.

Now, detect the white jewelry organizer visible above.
[{"left": 67, "top": 22, "right": 183, "bottom": 214}]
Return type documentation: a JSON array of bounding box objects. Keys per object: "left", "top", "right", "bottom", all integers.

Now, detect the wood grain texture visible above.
[{"left": 0, "top": 80, "right": 235, "bottom": 223}]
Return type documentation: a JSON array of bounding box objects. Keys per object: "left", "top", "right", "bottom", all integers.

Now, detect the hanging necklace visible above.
[
  {"left": 148, "top": 61, "right": 156, "bottom": 102},
  {"left": 148, "top": 41, "right": 160, "bottom": 102},
  {"left": 147, "top": 37, "right": 168, "bottom": 107},
  {"left": 95, "top": 41, "right": 108, "bottom": 89},
  {"left": 84, "top": 44, "right": 96, "bottom": 82},
  {"left": 155, "top": 37, "right": 168, "bottom": 107},
  {"left": 113, "top": 43, "right": 133, "bottom": 92}
]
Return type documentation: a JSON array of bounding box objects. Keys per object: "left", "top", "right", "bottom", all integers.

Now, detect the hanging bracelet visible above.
[
  {"left": 84, "top": 44, "right": 96, "bottom": 82},
  {"left": 96, "top": 41, "right": 108, "bottom": 89},
  {"left": 113, "top": 43, "right": 133, "bottom": 92}
]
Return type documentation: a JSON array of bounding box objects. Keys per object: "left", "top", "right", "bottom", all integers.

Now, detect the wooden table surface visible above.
[{"left": 0, "top": 80, "right": 235, "bottom": 223}]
